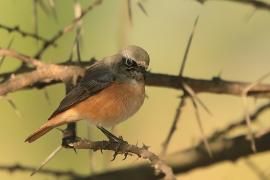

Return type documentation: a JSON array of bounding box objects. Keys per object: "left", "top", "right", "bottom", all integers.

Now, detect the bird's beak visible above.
[{"left": 136, "top": 66, "right": 146, "bottom": 74}]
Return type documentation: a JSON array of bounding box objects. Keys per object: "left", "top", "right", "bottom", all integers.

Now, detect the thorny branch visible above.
[
  {"left": 0, "top": 163, "right": 82, "bottom": 178},
  {"left": 4, "top": 126, "right": 270, "bottom": 180},
  {"left": 210, "top": 101, "right": 270, "bottom": 141},
  {"left": 0, "top": 0, "right": 270, "bottom": 179},
  {"left": 162, "top": 15, "right": 211, "bottom": 156},
  {"left": 0, "top": 24, "right": 53, "bottom": 45},
  {"left": 65, "top": 138, "right": 176, "bottom": 180},
  {"left": 31, "top": 135, "right": 176, "bottom": 179},
  {"left": 1, "top": 49, "right": 270, "bottom": 98}
]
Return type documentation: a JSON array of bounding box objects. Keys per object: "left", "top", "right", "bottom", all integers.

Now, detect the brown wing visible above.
[{"left": 48, "top": 63, "right": 115, "bottom": 120}]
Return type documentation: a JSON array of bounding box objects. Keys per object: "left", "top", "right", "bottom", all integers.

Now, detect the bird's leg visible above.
[
  {"left": 62, "top": 84, "right": 80, "bottom": 150},
  {"left": 97, "top": 126, "right": 125, "bottom": 143},
  {"left": 62, "top": 123, "right": 80, "bottom": 152},
  {"left": 97, "top": 126, "right": 130, "bottom": 160}
]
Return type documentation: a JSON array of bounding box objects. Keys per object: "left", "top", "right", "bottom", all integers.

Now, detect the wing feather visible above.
[{"left": 48, "top": 63, "right": 115, "bottom": 119}]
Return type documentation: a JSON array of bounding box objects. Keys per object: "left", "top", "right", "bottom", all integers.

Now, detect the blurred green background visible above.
[{"left": 1, "top": 0, "right": 270, "bottom": 179}]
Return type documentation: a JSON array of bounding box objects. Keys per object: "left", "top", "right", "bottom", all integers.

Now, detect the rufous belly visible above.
[{"left": 71, "top": 81, "right": 145, "bottom": 127}]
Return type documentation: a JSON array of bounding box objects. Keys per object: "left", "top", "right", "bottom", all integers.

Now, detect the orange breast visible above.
[{"left": 72, "top": 81, "right": 145, "bottom": 127}]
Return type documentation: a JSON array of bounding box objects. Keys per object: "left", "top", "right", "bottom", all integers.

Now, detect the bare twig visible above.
[
  {"left": 0, "top": 63, "right": 84, "bottom": 96},
  {"left": 1, "top": 50, "right": 270, "bottom": 100},
  {"left": 226, "top": 0, "right": 270, "bottom": 11},
  {"left": 196, "top": 0, "right": 270, "bottom": 12},
  {"left": 33, "top": 0, "right": 39, "bottom": 42},
  {"left": 162, "top": 15, "right": 202, "bottom": 155},
  {"left": 1, "top": 53, "right": 270, "bottom": 99},
  {"left": 162, "top": 96, "right": 186, "bottom": 155},
  {"left": 137, "top": 1, "right": 148, "bottom": 16},
  {"left": 43, "top": 88, "right": 52, "bottom": 106},
  {"left": 0, "top": 48, "right": 43, "bottom": 67},
  {"left": 210, "top": 101, "right": 270, "bottom": 141},
  {"left": 0, "top": 163, "right": 82, "bottom": 177},
  {"left": 241, "top": 72, "right": 270, "bottom": 152},
  {"left": 69, "top": 0, "right": 83, "bottom": 62},
  {"left": 127, "top": 0, "right": 133, "bottom": 24},
  {"left": 0, "top": 96, "right": 21, "bottom": 118},
  {"left": 145, "top": 73, "right": 270, "bottom": 98},
  {"left": 0, "top": 24, "right": 52, "bottom": 45},
  {"left": 179, "top": 16, "right": 199, "bottom": 76},
  {"left": 0, "top": 36, "right": 14, "bottom": 67},
  {"left": 182, "top": 82, "right": 212, "bottom": 115},
  {"left": 31, "top": 145, "right": 62, "bottom": 176},
  {"left": 34, "top": 0, "right": 102, "bottom": 58},
  {"left": 191, "top": 97, "right": 212, "bottom": 157}
]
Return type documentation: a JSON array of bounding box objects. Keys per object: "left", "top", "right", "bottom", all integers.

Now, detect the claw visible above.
[
  {"left": 62, "top": 136, "right": 80, "bottom": 149},
  {"left": 97, "top": 126, "right": 130, "bottom": 161},
  {"left": 72, "top": 147, "right": 77, "bottom": 154},
  {"left": 111, "top": 151, "right": 119, "bottom": 161},
  {"left": 122, "top": 152, "right": 129, "bottom": 160}
]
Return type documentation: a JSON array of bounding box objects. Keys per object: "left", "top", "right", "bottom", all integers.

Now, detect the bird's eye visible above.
[{"left": 123, "top": 57, "right": 137, "bottom": 67}]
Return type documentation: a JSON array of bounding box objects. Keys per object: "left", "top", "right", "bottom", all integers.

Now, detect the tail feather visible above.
[
  {"left": 25, "top": 116, "right": 67, "bottom": 143},
  {"left": 25, "top": 125, "right": 53, "bottom": 143},
  {"left": 25, "top": 108, "right": 79, "bottom": 143}
]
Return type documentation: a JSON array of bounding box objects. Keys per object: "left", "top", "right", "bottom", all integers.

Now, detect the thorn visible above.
[
  {"left": 127, "top": 0, "right": 132, "bottom": 25},
  {"left": 33, "top": 0, "right": 39, "bottom": 45},
  {"left": 179, "top": 15, "right": 200, "bottom": 76},
  {"left": 182, "top": 82, "right": 213, "bottom": 116},
  {"left": 4, "top": 96, "right": 22, "bottom": 118},
  {"left": 241, "top": 71, "right": 270, "bottom": 152},
  {"left": 191, "top": 98, "right": 212, "bottom": 158},
  {"left": 43, "top": 88, "right": 52, "bottom": 106},
  {"left": 48, "top": 0, "right": 58, "bottom": 21},
  {"left": 137, "top": 1, "right": 148, "bottom": 16},
  {"left": 244, "top": 7, "right": 256, "bottom": 22},
  {"left": 56, "top": 128, "right": 65, "bottom": 133},
  {"left": 142, "top": 143, "right": 150, "bottom": 150},
  {"left": 145, "top": 94, "right": 149, "bottom": 99},
  {"left": 0, "top": 36, "right": 14, "bottom": 67},
  {"left": 72, "top": 147, "right": 77, "bottom": 154},
  {"left": 31, "top": 146, "right": 62, "bottom": 176},
  {"left": 76, "top": 36, "right": 82, "bottom": 63},
  {"left": 212, "top": 76, "right": 221, "bottom": 82}
]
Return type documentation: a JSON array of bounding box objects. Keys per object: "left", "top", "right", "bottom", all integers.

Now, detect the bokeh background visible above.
[{"left": 1, "top": 0, "right": 270, "bottom": 179}]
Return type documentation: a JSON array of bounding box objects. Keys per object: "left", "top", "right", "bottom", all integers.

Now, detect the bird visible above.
[{"left": 25, "top": 45, "right": 150, "bottom": 143}]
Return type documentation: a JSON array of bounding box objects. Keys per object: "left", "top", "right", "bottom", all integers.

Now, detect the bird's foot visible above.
[
  {"left": 61, "top": 133, "right": 80, "bottom": 152},
  {"left": 97, "top": 126, "right": 127, "bottom": 143},
  {"left": 97, "top": 126, "right": 129, "bottom": 160}
]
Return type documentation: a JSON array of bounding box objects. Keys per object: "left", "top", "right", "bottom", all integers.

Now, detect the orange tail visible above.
[
  {"left": 25, "top": 125, "right": 53, "bottom": 143},
  {"left": 25, "top": 116, "right": 66, "bottom": 143}
]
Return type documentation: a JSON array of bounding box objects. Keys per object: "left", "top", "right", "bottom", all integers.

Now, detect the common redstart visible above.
[{"left": 25, "top": 45, "right": 150, "bottom": 143}]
